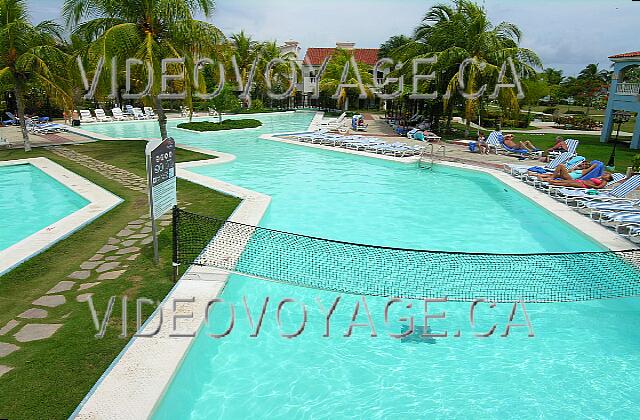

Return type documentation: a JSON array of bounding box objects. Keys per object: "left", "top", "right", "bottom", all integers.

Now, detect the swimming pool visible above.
[
  {"left": 0, "top": 163, "right": 90, "bottom": 250},
  {"left": 81, "top": 113, "right": 640, "bottom": 418}
]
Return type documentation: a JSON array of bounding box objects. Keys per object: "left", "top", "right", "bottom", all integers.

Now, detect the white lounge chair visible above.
[
  {"left": 111, "top": 107, "right": 129, "bottom": 121},
  {"left": 143, "top": 107, "right": 157, "bottom": 119},
  {"left": 131, "top": 107, "right": 147, "bottom": 120},
  {"left": 79, "top": 110, "right": 97, "bottom": 123},
  {"left": 94, "top": 109, "right": 113, "bottom": 122}
]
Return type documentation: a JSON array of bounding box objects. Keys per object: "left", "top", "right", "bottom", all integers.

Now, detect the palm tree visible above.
[
  {"left": 394, "top": 0, "right": 541, "bottom": 133},
  {"left": 0, "top": 0, "right": 72, "bottom": 151},
  {"left": 319, "top": 49, "right": 374, "bottom": 111},
  {"left": 379, "top": 35, "right": 413, "bottom": 59},
  {"left": 63, "top": 0, "right": 224, "bottom": 139},
  {"left": 577, "top": 63, "right": 610, "bottom": 115},
  {"left": 542, "top": 67, "right": 564, "bottom": 86}
]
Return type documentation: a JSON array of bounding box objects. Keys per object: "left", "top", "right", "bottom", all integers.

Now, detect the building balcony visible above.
[
  {"left": 303, "top": 77, "right": 316, "bottom": 93},
  {"left": 616, "top": 82, "right": 640, "bottom": 96}
]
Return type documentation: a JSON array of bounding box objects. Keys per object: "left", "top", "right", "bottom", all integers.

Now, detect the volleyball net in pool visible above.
[{"left": 172, "top": 208, "right": 640, "bottom": 303}]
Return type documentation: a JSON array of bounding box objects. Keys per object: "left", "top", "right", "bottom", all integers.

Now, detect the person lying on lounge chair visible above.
[
  {"left": 503, "top": 134, "right": 538, "bottom": 153},
  {"left": 547, "top": 173, "right": 613, "bottom": 189},
  {"left": 545, "top": 163, "right": 613, "bottom": 188},
  {"left": 534, "top": 161, "right": 592, "bottom": 181}
]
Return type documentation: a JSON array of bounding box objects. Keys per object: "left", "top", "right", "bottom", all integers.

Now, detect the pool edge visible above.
[{"left": 0, "top": 157, "right": 123, "bottom": 276}]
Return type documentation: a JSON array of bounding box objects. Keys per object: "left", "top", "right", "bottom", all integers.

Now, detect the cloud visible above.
[{"left": 26, "top": 0, "right": 640, "bottom": 75}]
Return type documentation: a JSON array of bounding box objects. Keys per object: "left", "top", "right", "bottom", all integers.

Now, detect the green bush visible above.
[
  {"left": 177, "top": 119, "right": 262, "bottom": 132},
  {"left": 543, "top": 107, "right": 557, "bottom": 114}
]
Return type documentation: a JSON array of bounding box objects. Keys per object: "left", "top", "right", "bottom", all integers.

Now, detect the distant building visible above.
[{"left": 601, "top": 51, "right": 640, "bottom": 149}]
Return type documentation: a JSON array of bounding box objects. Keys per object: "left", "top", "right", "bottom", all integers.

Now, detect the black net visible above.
[{"left": 173, "top": 208, "right": 640, "bottom": 303}]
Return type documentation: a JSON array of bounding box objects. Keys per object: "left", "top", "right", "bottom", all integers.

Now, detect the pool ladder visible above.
[{"left": 418, "top": 144, "right": 446, "bottom": 170}]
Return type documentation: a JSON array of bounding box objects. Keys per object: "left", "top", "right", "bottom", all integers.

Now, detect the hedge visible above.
[{"left": 177, "top": 119, "right": 262, "bottom": 132}]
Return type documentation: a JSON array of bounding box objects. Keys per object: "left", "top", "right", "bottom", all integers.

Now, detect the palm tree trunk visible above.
[
  {"left": 153, "top": 96, "right": 168, "bottom": 139},
  {"left": 14, "top": 79, "right": 31, "bottom": 152}
]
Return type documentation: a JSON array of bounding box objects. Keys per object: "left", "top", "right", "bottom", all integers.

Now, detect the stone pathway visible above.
[
  {"left": 46, "top": 146, "right": 147, "bottom": 192},
  {"left": 0, "top": 146, "right": 191, "bottom": 380}
]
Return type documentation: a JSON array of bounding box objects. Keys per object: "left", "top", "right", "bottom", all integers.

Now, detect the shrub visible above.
[
  {"left": 177, "top": 119, "right": 262, "bottom": 132},
  {"left": 542, "top": 107, "right": 557, "bottom": 114}
]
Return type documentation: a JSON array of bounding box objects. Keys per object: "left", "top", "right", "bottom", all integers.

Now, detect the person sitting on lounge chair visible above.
[
  {"left": 547, "top": 136, "right": 568, "bottom": 154},
  {"left": 503, "top": 134, "right": 538, "bottom": 153},
  {"left": 477, "top": 133, "right": 488, "bottom": 155}
]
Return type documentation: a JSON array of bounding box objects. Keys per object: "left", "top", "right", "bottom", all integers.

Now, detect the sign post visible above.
[{"left": 145, "top": 137, "right": 177, "bottom": 263}]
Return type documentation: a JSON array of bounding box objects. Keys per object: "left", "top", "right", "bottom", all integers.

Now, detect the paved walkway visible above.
[{"left": 0, "top": 146, "right": 190, "bottom": 380}]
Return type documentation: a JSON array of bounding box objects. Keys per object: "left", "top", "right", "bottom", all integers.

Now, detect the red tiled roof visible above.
[
  {"left": 303, "top": 48, "right": 379, "bottom": 65},
  {"left": 609, "top": 51, "right": 640, "bottom": 59}
]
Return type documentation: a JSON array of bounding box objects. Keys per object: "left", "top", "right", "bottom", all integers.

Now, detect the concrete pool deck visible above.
[
  {"left": 0, "top": 157, "right": 123, "bottom": 275},
  {"left": 71, "top": 113, "right": 636, "bottom": 419}
]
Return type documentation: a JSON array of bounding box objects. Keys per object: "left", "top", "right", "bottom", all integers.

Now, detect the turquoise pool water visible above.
[
  {"left": 82, "top": 113, "right": 640, "bottom": 418},
  {"left": 0, "top": 163, "right": 89, "bottom": 251}
]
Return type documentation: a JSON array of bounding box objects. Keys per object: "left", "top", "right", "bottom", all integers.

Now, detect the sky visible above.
[{"left": 27, "top": 0, "right": 640, "bottom": 76}]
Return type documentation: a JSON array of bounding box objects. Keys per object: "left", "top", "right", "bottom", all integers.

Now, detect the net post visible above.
[{"left": 172, "top": 205, "right": 180, "bottom": 282}]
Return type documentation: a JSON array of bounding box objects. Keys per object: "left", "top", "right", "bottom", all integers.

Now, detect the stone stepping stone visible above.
[
  {"left": 121, "top": 240, "right": 137, "bottom": 247},
  {"left": 0, "top": 342, "right": 20, "bottom": 357},
  {"left": 80, "top": 261, "right": 102, "bottom": 270},
  {"left": 89, "top": 254, "right": 104, "bottom": 261},
  {"left": 18, "top": 308, "right": 48, "bottom": 319},
  {"left": 105, "top": 256, "right": 121, "bottom": 261},
  {"left": 32, "top": 295, "right": 66, "bottom": 308},
  {"left": 107, "top": 237, "right": 120, "bottom": 245},
  {"left": 98, "top": 244, "right": 119, "bottom": 253},
  {"left": 47, "top": 281, "right": 75, "bottom": 294},
  {"left": 14, "top": 324, "right": 62, "bottom": 342},
  {"left": 117, "top": 229, "right": 135, "bottom": 237},
  {"left": 140, "top": 237, "right": 153, "bottom": 245},
  {"left": 98, "top": 270, "right": 125, "bottom": 281},
  {"left": 140, "top": 227, "right": 152, "bottom": 234},
  {"left": 76, "top": 293, "right": 93, "bottom": 303},
  {"left": 68, "top": 270, "right": 90, "bottom": 280},
  {"left": 130, "top": 219, "right": 145, "bottom": 225},
  {"left": 78, "top": 282, "right": 100, "bottom": 291},
  {"left": 96, "top": 262, "right": 120, "bottom": 273},
  {"left": 159, "top": 220, "right": 171, "bottom": 227},
  {"left": 126, "top": 254, "right": 140, "bottom": 261},
  {"left": 0, "top": 320, "right": 19, "bottom": 336},
  {"left": 0, "top": 365, "right": 13, "bottom": 378},
  {"left": 129, "top": 234, "right": 148, "bottom": 239},
  {"left": 116, "top": 247, "right": 140, "bottom": 255}
]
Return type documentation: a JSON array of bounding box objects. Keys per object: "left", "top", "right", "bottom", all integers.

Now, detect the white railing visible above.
[{"left": 616, "top": 82, "right": 640, "bottom": 95}]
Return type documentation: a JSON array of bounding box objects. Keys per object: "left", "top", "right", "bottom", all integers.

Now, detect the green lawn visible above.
[{"left": 0, "top": 141, "right": 240, "bottom": 420}]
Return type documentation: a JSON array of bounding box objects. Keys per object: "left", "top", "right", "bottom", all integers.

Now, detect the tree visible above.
[
  {"left": 63, "top": 0, "right": 224, "bottom": 139},
  {"left": 0, "top": 0, "right": 72, "bottom": 151},
  {"left": 521, "top": 75, "right": 549, "bottom": 122},
  {"left": 379, "top": 35, "right": 413, "bottom": 59},
  {"left": 393, "top": 0, "right": 541, "bottom": 133},
  {"left": 576, "top": 63, "right": 610, "bottom": 115},
  {"left": 319, "top": 49, "right": 374, "bottom": 111},
  {"left": 541, "top": 67, "right": 564, "bottom": 86}
]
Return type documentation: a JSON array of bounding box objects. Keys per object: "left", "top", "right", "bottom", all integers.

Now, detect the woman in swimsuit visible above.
[
  {"left": 534, "top": 161, "right": 593, "bottom": 182},
  {"left": 547, "top": 172, "right": 613, "bottom": 188}
]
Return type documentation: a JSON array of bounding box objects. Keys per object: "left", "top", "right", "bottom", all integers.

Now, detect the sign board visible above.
[{"left": 146, "top": 137, "right": 177, "bottom": 219}]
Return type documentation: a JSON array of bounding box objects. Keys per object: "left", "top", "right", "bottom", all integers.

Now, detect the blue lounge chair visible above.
[{"left": 3, "top": 112, "right": 19, "bottom": 126}]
